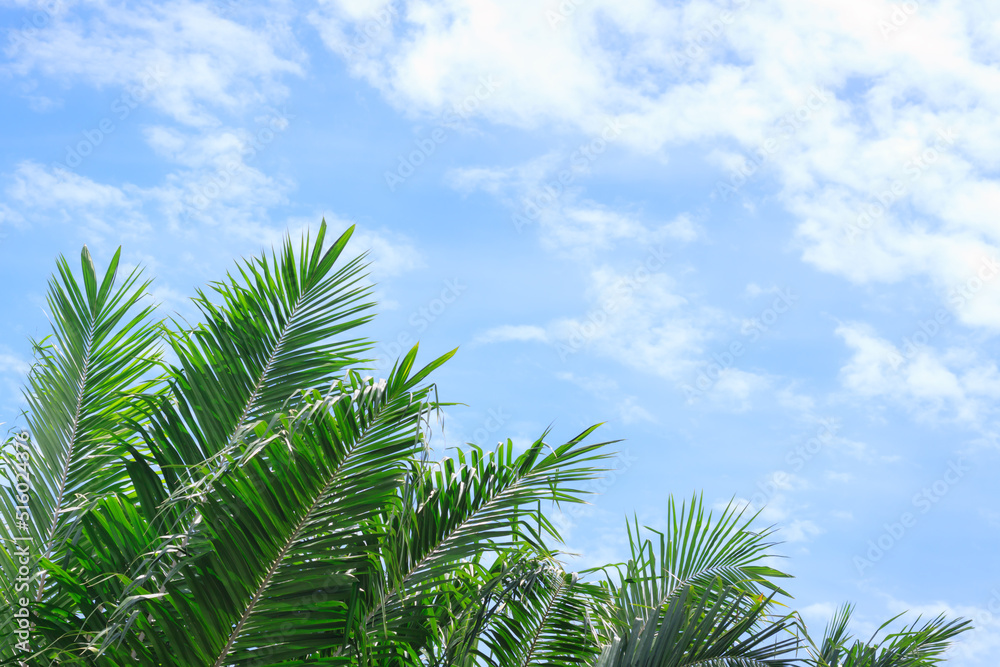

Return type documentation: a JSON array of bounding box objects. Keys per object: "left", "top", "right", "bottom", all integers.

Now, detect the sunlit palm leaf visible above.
[
  {"left": 141, "top": 221, "right": 374, "bottom": 497},
  {"left": 475, "top": 565, "right": 609, "bottom": 667},
  {"left": 0, "top": 245, "right": 161, "bottom": 663},
  {"left": 800, "top": 603, "right": 971, "bottom": 667},
  {"left": 599, "top": 495, "right": 791, "bottom": 638},
  {"left": 596, "top": 583, "right": 799, "bottom": 667},
  {"left": 357, "top": 430, "right": 615, "bottom": 661}
]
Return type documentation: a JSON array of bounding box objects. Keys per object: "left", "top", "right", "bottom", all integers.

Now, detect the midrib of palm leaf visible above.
[
  {"left": 613, "top": 501, "right": 786, "bottom": 634},
  {"left": 201, "top": 350, "right": 453, "bottom": 666},
  {"left": 145, "top": 305, "right": 335, "bottom": 661},
  {"left": 221, "top": 266, "right": 307, "bottom": 457},
  {"left": 516, "top": 572, "right": 568, "bottom": 667},
  {"left": 143, "top": 288, "right": 312, "bottom": 583},
  {"left": 160, "top": 225, "right": 371, "bottom": 484},
  {"left": 210, "top": 452, "right": 343, "bottom": 667},
  {"left": 34, "top": 312, "right": 95, "bottom": 603},
  {"left": 32, "top": 248, "right": 160, "bottom": 604}
]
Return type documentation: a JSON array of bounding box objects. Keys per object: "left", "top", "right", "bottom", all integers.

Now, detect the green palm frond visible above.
[
  {"left": 357, "top": 429, "right": 615, "bottom": 660},
  {"left": 422, "top": 547, "right": 590, "bottom": 667},
  {"left": 84, "top": 222, "right": 379, "bottom": 654},
  {"left": 800, "top": 603, "right": 971, "bottom": 667},
  {"left": 26, "top": 491, "right": 161, "bottom": 664},
  {"left": 475, "top": 564, "right": 610, "bottom": 667},
  {"left": 596, "top": 583, "right": 799, "bottom": 667},
  {"left": 92, "top": 346, "right": 452, "bottom": 666},
  {"left": 0, "top": 245, "right": 162, "bottom": 661},
  {"left": 598, "top": 495, "right": 790, "bottom": 638},
  {"left": 803, "top": 603, "right": 854, "bottom": 667},
  {"left": 143, "top": 221, "right": 373, "bottom": 489}
]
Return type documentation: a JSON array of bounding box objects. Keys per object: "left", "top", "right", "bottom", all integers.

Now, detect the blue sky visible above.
[{"left": 3, "top": 0, "right": 1000, "bottom": 662}]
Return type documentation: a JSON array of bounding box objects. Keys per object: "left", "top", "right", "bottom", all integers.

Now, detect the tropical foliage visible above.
[{"left": 0, "top": 223, "right": 970, "bottom": 666}]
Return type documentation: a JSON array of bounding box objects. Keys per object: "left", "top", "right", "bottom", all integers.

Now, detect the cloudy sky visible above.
[{"left": 3, "top": 0, "right": 1000, "bottom": 662}]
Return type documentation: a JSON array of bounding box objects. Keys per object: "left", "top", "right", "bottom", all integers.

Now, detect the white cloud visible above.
[
  {"left": 661, "top": 213, "right": 700, "bottom": 242},
  {"left": 313, "top": 0, "right": 623, "bottom": 131},
  {"left": 3, "top": 162, "right": 148, "bottom": 247},
  {"left": 776, "top": 386, "right": 816, "bottom": 413},
  {"left": 781, "top": 518, "right": 823, "bottom": 543},
  {"left": 799, "top": 601, "right": 839, "bottom": 626},
  {"left": 549, "top": 264, "right": 720, "bottom": 381},
  {"left": 1, "top": 152, "right": 289, "bottom": 254},
  {"left": 5, "top": 0, "right": 304, "bottom": 127},
  {"left": 448, "top": 142, "right": 667, "bottom": 258},
  {"left": 476, "top": 256, "right": 716, "bottom": 384},
  {"left": 700, "top": 367, "right": 771, "bottom": 410},
  {"left": 541, "top": 205, "right": 648, "bottom": 254},
  {"left": 555, "top": 372, "right": 656, "bottom": 425},
  {"left": 836, "top": 322, "right": 1000, "bottom": 427},
  {"left": 1, "top": 1, "right": 313, "bottom": 262},
  {"left": 8, "top": 162, "right": 124, "bottom": 212},
  {"left": 475, "top": 324, "right": 549, "bottom": 344},
  {"left": 477, "top": 260, "right": 787, "bottom": 412},
  {"left": 350, "top": 226, "right": 426, "bottom": 278},
  {"left": 0, "top": 348, "right": 31, "bottom": 378},
  {"left": 316, "top": 0, "right": 1000, "bottom": 334},
  {"left": 727, "top": 492, "right": 821, "bottom": 544},
  {"left": 615, "top": 395, "right": 656, "bottom": 425}
]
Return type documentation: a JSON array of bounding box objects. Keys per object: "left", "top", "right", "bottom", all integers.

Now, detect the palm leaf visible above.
[
  {"left": 598, "top": 495, "right": 791, "bottom": 637},
  {"left": 356, "top": 429, "right": 615, "bottom": 661},
  {"left": 799, "top": 603, "right": 971, "bottom": 667},
  {"left": 475, "top": 565, "right": 610, "bottom": 667},
  {"left": 90, "top": 347, "right": 451, "bottom": 666},
  {"left": 596, "top": 583, "right": 799, "bottom": 667},
  {"left": 0, "top": 245, "right": 162, "bottom": 662}
]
